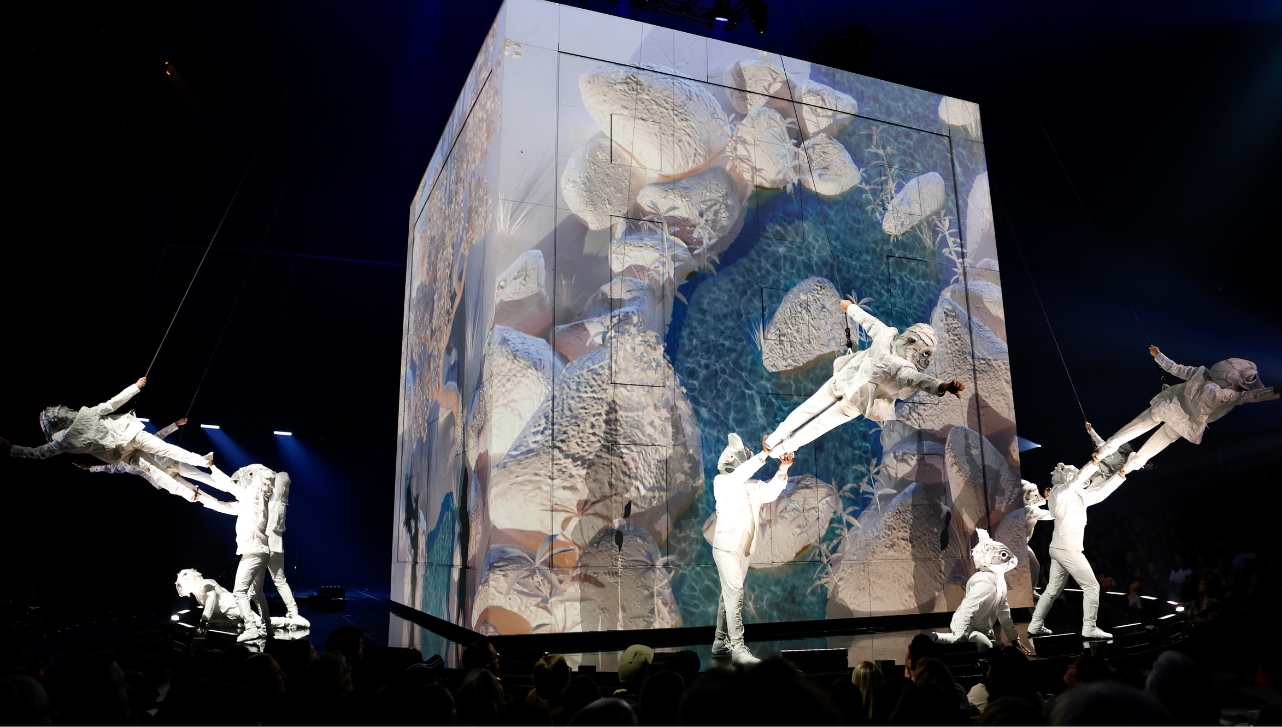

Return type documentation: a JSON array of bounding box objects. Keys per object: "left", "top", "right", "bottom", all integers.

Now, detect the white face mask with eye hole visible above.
[
  {"left": 892, "top": 323, "right": 938, "bottom": 372},
  {"left": 972, "top": 529, "right": 1018, "bottom": 574}
]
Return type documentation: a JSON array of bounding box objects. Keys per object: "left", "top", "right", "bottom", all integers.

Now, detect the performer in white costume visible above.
[
  {"left": 197, "top": 464, "right": 275, "bottom": 642},
  {"left": 175, "top": 568, "right": 245, "bottom": 631},
  {"left": 710, "top": 434, "right": 792, "bottom": 666},
  {"left": 1021, "top": 481, "right": 1053, "bottom": 589},
  {"left": 255, "top": 470, "right": 308, "bottom": 629},
  {"left": 1027, "top": 460, "right": 1127, "bottom": 639},
  {"left": 1, "top": 379, "right": 216, "bottom": 502},
  {"left": 932, "top": 529, "right": 1028, "bottom": 652},
  {"left": 77, "top": 417, "right": 230, "bottom": 494},
  {"left": 762, "top": 300, "right": 963, "bottom": 457},
  {"left": 1092, "top": 346, "right": 1279, "bottom": 474}
]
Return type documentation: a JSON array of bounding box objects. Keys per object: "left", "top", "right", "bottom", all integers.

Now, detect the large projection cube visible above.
[{"left": 392, "top": 0, "right": 1023, "bottom": 649}]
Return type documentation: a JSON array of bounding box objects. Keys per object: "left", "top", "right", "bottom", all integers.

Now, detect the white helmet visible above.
[
  {"left": 972, "top": 529, "right": 1017, "bottom": 574},
  {"left": 893, "top": 323, "right": 938, "bottom": 372},
  {"left": 717, "top": 433, "right": 753, "bottom": 474},
  {"left": 1207, "top": 358, "right": 1263, "bottom": 392}
]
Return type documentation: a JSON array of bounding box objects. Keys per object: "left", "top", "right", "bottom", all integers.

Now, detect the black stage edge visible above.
[{"left": 389, "top": 599, "right": 1033, "bottom": 653}]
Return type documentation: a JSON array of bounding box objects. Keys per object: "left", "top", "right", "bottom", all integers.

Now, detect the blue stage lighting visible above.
[
  {"left": 1016, "top": 435, "right": 1041, "bottom": 452},
  {"left": 712, "top": 0, "right": 730, "bottom": 21},
  {"left": 200, "top": 424, "right": 220, "bottom": 430},
  {"left": 274, "top": 431, "right": 293, "bottom": 436},
  {"left": 139, "top": 418, "right": 150, "bottom": 422}
]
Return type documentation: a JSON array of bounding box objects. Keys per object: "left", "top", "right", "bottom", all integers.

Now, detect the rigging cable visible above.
[{"left": 143, "top": 89, "right": 291, "bottom": 378}]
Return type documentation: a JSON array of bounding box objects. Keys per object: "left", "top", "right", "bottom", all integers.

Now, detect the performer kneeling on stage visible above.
[
  {"left": 711, "top": 434, "right": 792, "bottom": 665},
  {"left": 932, "top": 529, "right": 1028, "bottom": 653}
]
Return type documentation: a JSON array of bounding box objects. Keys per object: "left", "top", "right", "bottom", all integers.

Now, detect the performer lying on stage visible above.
[
  {"left": 196, "top": 464, "right": 277, "bottom": 642},
  {"left": 0, "top": 379, "right": 216, "bottom": 502},
  {"left": 175, "top": 568, "right": 306, "bottom": 634},
  {"left": 711, "top": 434, "right": 793, "bottom": 665},
  {"left": 1022, "top": 481, "right": 1053, "bottom": 589},
  {"left": 762, "top": 300, "right": 963, "bottom": 457},
  {"left": 1028, "top": 460, "right": 1127, "bottom": 639},
  {"left": 1090, "top": 346, "right": 1279, "bottom": 476},
  {"left": 932, "top": 529, "right": 1028, "bottom": 652}
]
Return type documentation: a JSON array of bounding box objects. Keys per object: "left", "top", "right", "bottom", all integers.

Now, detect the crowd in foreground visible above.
[{"left": 4, "top": 624, "right": 1278, "bottom": 726}]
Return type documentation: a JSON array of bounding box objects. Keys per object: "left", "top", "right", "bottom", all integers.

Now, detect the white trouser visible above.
[
  {"left": 130, "top": 431, "right": 210, "bottom": 468},
  {"left": 1032, "top": 547, "right": 1100, "bottom": 630},
  {"left": 249, "top": 551, "right": 298, "bottom": 617},
  {"left": 764, "top": 383, "right": 857, "bottom": 454},
  {"left": 1096, "top": 408, "right": 1182, "bottom": 470},
  {"left": 233, "top": 553, "right": 270, "bottom": 630},
  {"left": 713, "top": 548, "right": 749, "bottom": 645},
  {"left": 1028, "top": 547, "right": 1041, "bottom": 590},
  {"left": 132, "top": 454, "right": 200, "bottom": 501}
]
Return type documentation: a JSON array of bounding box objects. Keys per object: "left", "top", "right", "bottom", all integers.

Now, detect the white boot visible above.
[
  {"left": 730, "top": 643, "right": 760, "bottom": 666},
  {"left": 237, "top": 625, "right": 264, "bottom": 642},
  {"left": 1082, "top": 626, "right": 1112, "bottom": 639},
  {"left": 711, "top": 635, "right": 730, "bottom": 657},
  {"left": 1027, "top": 622, "right": 1053, "bottom": 636}
]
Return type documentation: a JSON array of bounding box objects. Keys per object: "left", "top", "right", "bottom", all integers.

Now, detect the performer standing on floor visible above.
[
  {"left": 762, "top": 300, "right": 963, "bottom": 458},
  {"left": 710, "top": 434, "right": 792, "bottom": 665},
  {"left": 196, "top": 464, "right": 276, "bottom": 642},
  {"left": 1027, "top": 458, "right": 1127, "bottom": 640}
]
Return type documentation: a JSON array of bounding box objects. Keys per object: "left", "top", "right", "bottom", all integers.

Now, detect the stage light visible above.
[
  {"left": 747, "top": 0, "right": 768, "bottom": 34},
  {"left": 712, "top": 0, "right": 730, "bottom": 22},
  {"left": 1175, "top": 605, "right": 1184, "bottom": 612},
  {"left": 200, "top": 424, "right": 220, "bottom": 430},
  {"left": 274, "top": 431, "right": 293, "bottom": 436},
  {"left": 165, "top": 61, "right": 171, "bottom": 77},
  {"left": 170, "top": 614, "right": 180, "bottom": 621},
  {"left": 1158, "top": 613, "right": 1177, "bottom": 620},
  {"left": 139, "top": 418, "right": 150, "bottom": 423}
]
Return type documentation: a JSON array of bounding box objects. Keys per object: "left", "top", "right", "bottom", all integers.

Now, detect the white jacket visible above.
[
  {"left": 828, "top": 307, "right": 944, "bottom": 422},
  {"left": 200, "top": 471, "right": 271, "bottom": 556},
  {"left": 1148, "top": 353, "right": 1278, "bottom": 444},
  {"left": 11, "top": 385, "right": 145, "bottom": 463},
  {"left": 712, "top": 453, "right": 789, "bottom": 557},
  {"left": 947, "top": 570, "right": 1017, "bottom": 642},
  {"left": 1047, "top": 472, "right": 1124, "bottom": 553},
  {"left": 88, "top": 421, "right": 183, "bottom": 474}
]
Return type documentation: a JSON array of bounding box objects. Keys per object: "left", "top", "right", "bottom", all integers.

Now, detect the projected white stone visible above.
[
  {"left": 702, "top": 473, "right": 839, "bottom": 567},
  {"left": 796, "top": 80, "right": 858, "bottom": 138},
  {"left": 580, "top": 64, "right": 729, "bottom": 176},
  {"left": 882, "top": 171, "right": 946, "bottom": 236},
  {"left": 561, "top": 134, "right": 632, "bottom": 230},
  {"left": 799, "top": 134, "right": 861, "bottom": 196},
  {"left": 464, "top": 326, "right": 560, "bottom": 467},
  {"left": 636, "top": 167, "right": 743, "bottom": 248},
  {"left": 760, "top": 276, "right": 846, "bottom": 372},
  {"left": 725, "top": 107, "right": 800, "bottom": 190},
  {"left": 722, "top": 59, "right": 790, "bottom": 113},
  {"left": 493, "top": 250, "right": 552, "bottom": 336}
]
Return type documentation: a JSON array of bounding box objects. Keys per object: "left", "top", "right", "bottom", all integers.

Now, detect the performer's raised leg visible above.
[
  {"left": 1096, "top": 408, "right": 1161, "bottom": 461},
  {"left": 763, "top": 383, "right": 839, "bottom": 452},
  {"left": 779, "top": 401, "right": 856, "bottom": 454}
]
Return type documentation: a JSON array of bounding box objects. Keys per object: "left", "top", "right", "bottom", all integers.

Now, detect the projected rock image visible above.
[{"left": 391, "top": 0, "right": 1026, "bottom": 642}]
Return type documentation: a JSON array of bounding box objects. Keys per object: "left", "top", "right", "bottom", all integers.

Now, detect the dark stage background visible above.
[{"left": 4, "top": 0, "right": 1280, "bottom": 618}]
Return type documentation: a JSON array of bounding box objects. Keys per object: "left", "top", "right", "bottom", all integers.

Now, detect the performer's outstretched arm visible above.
[
  {"left": 197, "top": 494, "right": 237, "bottom": 516},
  {"left": 155, "top": 418, "right": 187, "bottom": 440},
  {"left": 721, "top": 451, "right": 768, "bottom": 488},
  {"left": 844, "top": 302, "right": 893, "bottom": 342},
  {"left": 99, "top": 379, "right": 147, "bottom": 414},
  {"left": 1150, "top": 347, "right": 1198, "bottom": 381},
  {"left": 1085, "top": 422, "right": 1106, "bottom": 449},
  {"left": 757, "top": 453, "right": 793, "bottom": 504},
  {"left": 5, "top": 438, "right": 66, "bottom": 460}
]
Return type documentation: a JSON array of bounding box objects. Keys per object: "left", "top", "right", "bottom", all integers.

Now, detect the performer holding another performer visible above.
[
  {"left": 762, "top": 300, "right": 963, "bottom": 458},
  {"left": 710, "top": 434, "right": 792, "bottom": 665}
]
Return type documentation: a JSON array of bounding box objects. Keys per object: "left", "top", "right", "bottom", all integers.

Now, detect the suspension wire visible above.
[
  {"left": 144, "top": 88, "right": 291, "bottom": 378},
  {"left": 992, "top": 185, "right": 1089, "bottom": 422},
  {"left": 1131, "top": 306, "right": 1174, "bottom": 391},
  {"left": 183, "top": 150, "right": 304, "bottom": 422}
]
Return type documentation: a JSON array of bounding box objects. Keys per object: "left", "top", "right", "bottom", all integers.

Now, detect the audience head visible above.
[
  {"left": 455, "top": 666, "right": 505, "bottom": 725},
  {"left": 325, "top": 625, "right": 366, "bottom": 667},
  {"left": 562, "top": 675, "right": 603, "bottom": 723},
  {"left": 532, "top": 653, "right": 572, "bottom": 703},
  {"left": 305, "top": 652, "right": 354, "bottom": 697},
  {"left": 237, "top": 653, "right": 286, "bottom": 699},
  {"left": 569, "top": 698, "right": 638, "bottom": 726},
  {"left": 1049, "top": 681, "right": 1172, "bottom": 725},
  {"left": 274, "top": 638, "right": 318, "bottom": 687},
  {"left": 45, "top": 653, "right": 131, "bottom": 725},
  {"left": 638, "top": 669, "right": 684, "bottom": 726},
  {"left": 911, "top": 657, "right": 959, "bottom": 701},
  {"left": 618, "top": 645, "right": 655, "bottom": 691},
  {"left": 905, "top": 633, "right": 940, "bottom": 676},
  {"left": 461, "top": 637, "right": 501, "bottom": 676},
  {"left": 986, "top": 648, "right": 1039, "bottom": 706},
  {"left": 1064, "top": 654, "right": 1113, "bottom": 687},
  {"left": 0, "top": 674, "right": 52, "bottom": 726},
  {"left": 1145, "top": 650, "right": 1218, "bottom": 726},
  {"left": 889, "top": 683, "right": 961, "bottom": 725},
  {"left": 851, "top": 660, "right": 885, "bottom": 720},
  {"left": 407, "top": 682, "right": 456, "bottom": 726}
]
